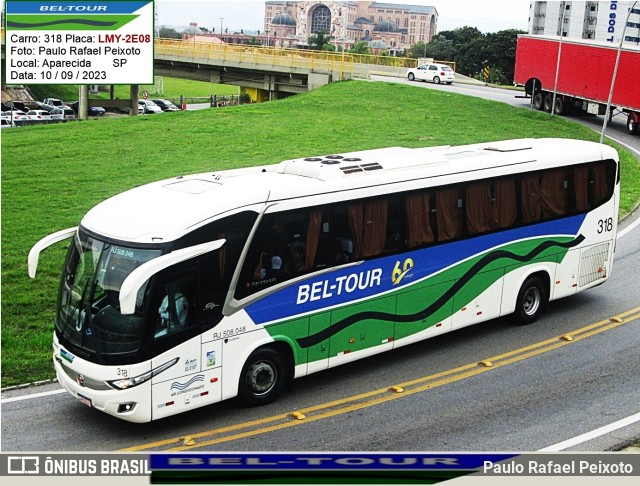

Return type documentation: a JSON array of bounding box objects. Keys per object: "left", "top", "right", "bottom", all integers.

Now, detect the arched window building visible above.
[{"left": 264, "top": 1, "right": 438, "bottom": 51}]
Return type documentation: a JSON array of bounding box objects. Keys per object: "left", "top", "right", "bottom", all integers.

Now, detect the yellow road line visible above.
[{"left": 120, "top": 306, "right": 640, "bottom": 452}]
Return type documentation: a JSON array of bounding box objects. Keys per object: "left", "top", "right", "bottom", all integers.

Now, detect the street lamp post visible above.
[
  {"left": 600, "top": 1, "right": 638, "bottom": 143},
  {"left": 550, "top": 1, "right": 567, "bottom": 117}
]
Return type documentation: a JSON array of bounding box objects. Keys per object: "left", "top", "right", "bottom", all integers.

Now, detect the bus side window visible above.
[
  {"left": 466, "top": 181, "right": 493, "bottom": 234},
  {"left": 521, "top": 173, "right": 542, "bottom": 224},
  {"left": 541, "top": 168, "right": 569, "bottom": 218},
  {"left": 573, "top": 164, "right": 590, "bottom": 212},
  {"left": 347, "top": 199, "right": 388, "bottom": 258},
  {"left": 236, "top": 208, "right": 324, "bottom": 299},
  {"left": 154, "top": 274, "right": 195, "bottom": 340},
  {"left": 590, "top": 160, "right": 614, "bottom": 207},
  {"left": 435, "top": 186, "right": 464, "bottom": 241},
  {"left": 492, "top": 178, "right": 517, "bottom": 229},
  {"left": 405, "top": 191, "right": 434, "bottom": 248}
]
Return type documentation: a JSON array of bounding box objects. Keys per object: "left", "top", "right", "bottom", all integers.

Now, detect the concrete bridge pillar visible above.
[{"left": 129, "top": 85, "right": 139, "bottom": 116}]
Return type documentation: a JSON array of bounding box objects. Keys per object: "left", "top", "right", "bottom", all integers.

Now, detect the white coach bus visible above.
[{"left": 29, "top": 138, "right": 619, "bottom": 422}]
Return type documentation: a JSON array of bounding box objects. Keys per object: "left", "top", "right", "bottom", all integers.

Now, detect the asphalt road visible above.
[{"left": 2, "top": 77, "right": 639, "bottom": 453}]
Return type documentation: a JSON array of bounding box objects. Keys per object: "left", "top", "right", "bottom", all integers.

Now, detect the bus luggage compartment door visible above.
[{"left": 328, "top": 295, "right": 395, "bottom": 368}]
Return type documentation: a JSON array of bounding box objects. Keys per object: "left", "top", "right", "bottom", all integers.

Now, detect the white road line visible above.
[
  {"left": 608, "top": 135, "right": 640, "bottom": 240},
  {"left": 540, "top": 411, "right": 640, "bottom": 451},
  {"left": 2, "top": 388, "right": 67, "bottom": 404},
  {"left": 618, "top": 217, "right": 640, "bottom": 239}
]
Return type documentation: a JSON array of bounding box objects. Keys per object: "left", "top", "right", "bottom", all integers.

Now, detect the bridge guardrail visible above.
[{"left": 154, "top": 38, "right": 455, "bottom": 76}]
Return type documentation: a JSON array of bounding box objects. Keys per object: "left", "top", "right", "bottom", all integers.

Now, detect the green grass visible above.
[
  {"left": 27, "top": 76, "right": 239, "bottom": 104},
  {"left": 2, "top": 80, "right": 639, "bottom": 387}
]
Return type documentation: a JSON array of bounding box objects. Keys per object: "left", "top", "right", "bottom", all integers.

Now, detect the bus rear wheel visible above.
[
  {"left": 514, "top": 276, "right": 547, "bottom": 325},
  {"left": 238, "top": 347, "right": 287, "bottom": 406}
]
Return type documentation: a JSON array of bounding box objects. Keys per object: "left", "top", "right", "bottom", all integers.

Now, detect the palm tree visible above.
[{"left": 308, "top": 30, "right": 332, "bottom": 50}]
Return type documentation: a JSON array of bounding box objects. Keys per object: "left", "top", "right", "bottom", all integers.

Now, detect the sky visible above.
[{"left": 156, "top": 0, "right": 532, "bottom": 34}]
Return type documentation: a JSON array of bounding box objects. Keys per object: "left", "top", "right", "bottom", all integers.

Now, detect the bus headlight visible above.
[{"left": 107, "top": 357, "right": 179, "bottom": 390}]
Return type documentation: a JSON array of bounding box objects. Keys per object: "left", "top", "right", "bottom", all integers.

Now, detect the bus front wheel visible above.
[
  {"left": 514, "top": 276, "right": 547, "bottom": 325},
  {"left": 238, "top": 347, "right": 287, "bottom": 406}
]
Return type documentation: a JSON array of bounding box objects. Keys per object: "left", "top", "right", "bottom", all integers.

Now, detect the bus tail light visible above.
[{"left": 107, "top": 357, "right": 179, "bottom": 390}]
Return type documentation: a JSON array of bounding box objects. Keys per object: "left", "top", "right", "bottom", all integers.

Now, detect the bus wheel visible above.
[
  {"left": 238, "top": 347, "right": 286, "bottom": 406},
  {"left": 532, "top": 92, "right": 544, "bottom": 110},
  {"left": 514, "top": 276, "right": 547, "bottom": 325}
]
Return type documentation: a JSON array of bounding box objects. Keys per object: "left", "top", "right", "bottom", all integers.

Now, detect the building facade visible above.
[
  {"left": 264, "top": 1, "right": 438, "bottom": 52},
  {"left": 528, "top": 1, "right": 640, "bottom": 45}
]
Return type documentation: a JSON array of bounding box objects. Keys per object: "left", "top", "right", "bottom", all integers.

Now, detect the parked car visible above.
[
  {"left": 152, "top": 99, "right": 180, "bottom": 112},
  {"left": 43, "top": 98, "right": 69, "bottom": 108},
  {"left": 49, "top": 108, "right": 76, "bottom": 120},
  {"left": 407, "top": 63, "right": 455, "bottom": 84},
  {"left": 139, "top": 99, "right": 163, "bottom": 114},
  {"left": 26, "top": 110, "right": 52, "bottom": 121},
  {"left": 70, "top": 101, "right": 106, "bottom": 116},
  {"left": 1, "top": 118, "right": 17, "bottom": 128},
  {"left": 118, "top": 104, "right": 144, "bottom": 114},
  {"left": 3, "top": 110, "right": 29, "bottom": 121}
]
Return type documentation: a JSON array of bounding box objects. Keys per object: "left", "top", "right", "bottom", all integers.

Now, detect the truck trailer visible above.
[{"left": 514, "top": 34, "right": 640, "bottom": 135}]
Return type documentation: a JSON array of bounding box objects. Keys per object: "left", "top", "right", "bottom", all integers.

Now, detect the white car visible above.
[
  {"left": 26, "top": 110, "right": 52, "bottom": 121},
  {"left": 49, "top": 108, "right": 76, "bottom": 120},
  {"left": 139, "top": 100, "right": 163, "bottom": 114},
  {"left": 407, "top": 63, "right": 455, "bottom": 85},
  {"left": 3, "top": 110, "right": 29, "bottom": 121},
  {"left": 1, "top": 118, "right": 16, "bottom": 128}
]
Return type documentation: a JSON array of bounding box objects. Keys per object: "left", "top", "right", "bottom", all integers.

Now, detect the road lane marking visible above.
[
  {"left": 120, "top": 306, "right": 640, "bottom": 452},
  {"left": 540, "top": 411, "right": 640, "bottom": 451},
  {"left": 1, "top": 388, "right": 67, "bottom": 403}
]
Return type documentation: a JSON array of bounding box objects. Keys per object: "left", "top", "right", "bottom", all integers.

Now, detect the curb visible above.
[{"left": 2, "top": 378, "right": 58, "bottom": 392}]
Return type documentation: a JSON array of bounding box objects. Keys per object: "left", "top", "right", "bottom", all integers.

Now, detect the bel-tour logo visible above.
[
  {"left": 392, "top": 258, "right": 415, "bottom": 285},
  {"left": 296, "top": 257, "right": 418, "bottom": 305}
]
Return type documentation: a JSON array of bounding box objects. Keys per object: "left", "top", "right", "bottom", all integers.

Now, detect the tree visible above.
[
  {"left": 158, "top": 26, "right": 182, "bottom": 39},
  {"left": 244, "top": 36, "right": 261, "bottom": 46},
  {"left": 483, "top": 29, "right": 524, "bottom": 83},
  {"left": 407, "top": 26, "right": 525, "bottom": 84},
  {"left": 348, "top": 41, "right": 370, "bottom": 55},
  {"left": 308, "top": 30, "right": 332, "bottom": 50},
  {"left": 424, "top": 36, "right": 455, "bottom": 61},
  {"left": 407, "top": 41, "right": 427, "bottom": 59}
]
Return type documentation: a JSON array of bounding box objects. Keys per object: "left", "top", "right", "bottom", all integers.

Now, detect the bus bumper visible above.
[{"left": 53, "top": 339, "right": 152, "bottom": 423}]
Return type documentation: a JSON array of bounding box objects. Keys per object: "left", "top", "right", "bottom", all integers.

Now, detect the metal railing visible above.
[{"left": 154, "top": 38, "right": 455, "bottom": 75}]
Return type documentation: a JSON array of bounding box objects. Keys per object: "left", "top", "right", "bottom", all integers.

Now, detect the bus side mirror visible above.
[
  {"left": 119, "top": 239, "right": 226, "bottom": 315},
  {"left": 28, "top": 227, "right": 78, "bottom": 278}
]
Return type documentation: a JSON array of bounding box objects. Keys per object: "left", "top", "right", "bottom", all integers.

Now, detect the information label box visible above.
[{"left": 5, "top": 1, "right": 154, "bottom": 84}]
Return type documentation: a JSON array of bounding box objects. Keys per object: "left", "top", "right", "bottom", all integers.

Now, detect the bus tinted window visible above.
[{"left": 234, "top": 159, "right": 616, "bottom": 300}]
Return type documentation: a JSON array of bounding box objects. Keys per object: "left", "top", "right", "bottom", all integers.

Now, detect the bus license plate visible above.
[{"left": 77, "top": 393, "right": 92, "bottom": 408}]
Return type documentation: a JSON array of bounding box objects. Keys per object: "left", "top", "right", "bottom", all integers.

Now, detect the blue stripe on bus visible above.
[{"left": 244, "top": 215, "right": 586, "bottom": 326}]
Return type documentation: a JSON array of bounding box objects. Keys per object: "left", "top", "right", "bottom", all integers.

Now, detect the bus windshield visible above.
[{"left": 56, "top": 230, "right": 161, "bottom": 361}]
